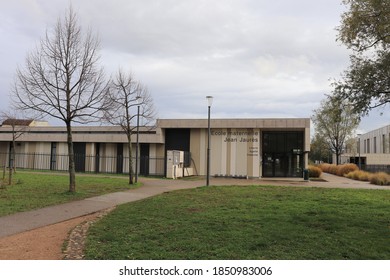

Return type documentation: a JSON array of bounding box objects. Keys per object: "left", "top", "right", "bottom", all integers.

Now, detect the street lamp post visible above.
[
  {"left": 135, "top": 101, "right": 140, "bottom": 183},
  {"left": 206, "top": 96, "right": 213, "bottom": 186}
]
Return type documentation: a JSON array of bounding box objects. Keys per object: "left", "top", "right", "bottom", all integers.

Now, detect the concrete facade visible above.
[
  {"left": 340, "top": 124, "right": 390, "bottom": 171},
  {"left": 0, "top": 118, "right": 310, "bottom": 178}
]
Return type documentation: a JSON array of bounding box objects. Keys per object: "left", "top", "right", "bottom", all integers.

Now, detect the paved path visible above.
[{"left": 0, "top": 174, "right": 388, "bottom": 238}]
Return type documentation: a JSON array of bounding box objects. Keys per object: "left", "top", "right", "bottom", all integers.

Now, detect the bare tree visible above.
[
  {"left": 103, "top": 69, "right": 156, "bottom": 184},
  {"left": 0, "top": 111, "right": 31, "bottom": 185},
  {"left": 12, "top": 6, "right": 109, "bottom": 192}
]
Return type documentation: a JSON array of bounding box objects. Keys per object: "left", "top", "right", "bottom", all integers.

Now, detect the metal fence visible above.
[
  {"left": 0, "top": 152, "right": 165, "bottom": 176},
  {"left": 361, "top": 164, "right": 390, "bottom": 174}
]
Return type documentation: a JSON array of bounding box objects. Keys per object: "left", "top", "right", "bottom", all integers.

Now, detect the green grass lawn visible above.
[
  {"left": 0, "top": 171, "right": 137, "bottom": 217},
  {"left": 85, "top": 185, "right": 390, "bottom": 260}
]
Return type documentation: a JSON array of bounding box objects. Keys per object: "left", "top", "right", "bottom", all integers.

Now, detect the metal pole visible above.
[
  {"left": 207, "top": 105, "right": 211, "bottom": 186},
  {"left": 135, "top": 105, "right": 140, "bottom": 183}
]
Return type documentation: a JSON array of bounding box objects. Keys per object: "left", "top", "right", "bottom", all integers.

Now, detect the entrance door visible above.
[
  {"left": 274, "top": 153, "right": 287, "bottom": 177},
  {"left": 262, "top": 131, "right": 304, "bottom": 177},
  {"left": 263, "top": 152, "right": 274, "bottom": 177},
  {"left": 263, "top": 152, "right": 289, "bottom": 177}
]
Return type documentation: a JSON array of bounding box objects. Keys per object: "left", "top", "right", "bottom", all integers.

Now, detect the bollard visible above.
[{"left": 303, "top": 169, "right": 309, "bottom": 181}]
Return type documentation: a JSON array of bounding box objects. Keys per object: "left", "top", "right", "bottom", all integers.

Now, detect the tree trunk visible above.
[
  {"left": 335, "top": 149, "right": 340, "bottom": 165},
  {"left": 8, "top": 160, "right": 12, "bottom": 185},
  {"left": 66, "top": 122, "right": 76, "bottom": 193},
  {"left": 8, "top": 142, "right": 14, "bottom": 185},
  {"left": 12, "top": 137, "right": 16, "bottom": 174}
]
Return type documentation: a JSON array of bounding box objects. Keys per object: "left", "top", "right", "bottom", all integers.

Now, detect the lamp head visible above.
[{"left": 206, "top": 96, "right": 213, "bottom": 107}]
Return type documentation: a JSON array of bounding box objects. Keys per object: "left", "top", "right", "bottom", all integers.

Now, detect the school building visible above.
[
  {"left": 0, "top": 118, "right": 310, "bottom": 178},
  {"left": 340, "top": 123, "right": 390, "bottom": 173}
]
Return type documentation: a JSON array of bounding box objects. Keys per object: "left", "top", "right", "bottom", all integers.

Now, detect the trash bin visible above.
[{"left": 303, "top": 169, "right": 309, "bottom": 181}]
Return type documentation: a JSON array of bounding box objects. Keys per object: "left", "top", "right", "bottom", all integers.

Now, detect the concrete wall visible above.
[
  {"left": 191, "top": 127, "right": 308, "bottom": 178},
  {"left": 359, "top": 124, "right": 390, "bottom": 155}
]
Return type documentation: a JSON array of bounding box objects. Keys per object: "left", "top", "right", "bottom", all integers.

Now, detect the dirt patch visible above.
[{"left": 0, "top": 208, "right": 114, "bottom": 260}]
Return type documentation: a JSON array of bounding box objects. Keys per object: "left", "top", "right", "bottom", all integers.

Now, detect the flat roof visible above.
[
  {"left": 0, "top": 118, "right": 310, "bottom": 143},
  {"left": 157, "top": 118, "right": 310, "bottom": 129}
]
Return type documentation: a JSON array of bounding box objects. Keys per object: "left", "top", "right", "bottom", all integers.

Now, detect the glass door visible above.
[{"left": 263, "top": 152, "right": 274, "bottom": 177}]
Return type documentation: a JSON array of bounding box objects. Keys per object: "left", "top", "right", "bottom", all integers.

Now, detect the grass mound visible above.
[{"left": 85, "top": 186, "right": 390, "bottom": 260}]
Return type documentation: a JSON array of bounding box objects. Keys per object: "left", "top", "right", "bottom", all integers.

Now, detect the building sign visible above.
[
  {"left": 211, "top": 130, "right": 259, "bottom": 143},
  {"left": 248, "top": 146, "right": 259, "bottom": 157}
]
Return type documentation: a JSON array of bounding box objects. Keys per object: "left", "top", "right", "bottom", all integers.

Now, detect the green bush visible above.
[{"left": 308, "top": 165, "right": 322, "bottom": 178}]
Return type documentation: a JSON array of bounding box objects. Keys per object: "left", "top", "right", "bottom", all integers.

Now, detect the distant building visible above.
[
  {"left": 0, "top": 118, "right": 310, "bottom": 178},
  {"left": 340, "top": 124, "right": 390, "bottom": 173},
  {"left": 1, "top": 119, "right": 49, "bottom": 127}
]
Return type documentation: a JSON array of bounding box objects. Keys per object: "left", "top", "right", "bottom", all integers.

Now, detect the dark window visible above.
[
  {"left": 165, "top": 129, "right": 190, "bottom": 151},
  {"left": 50, "top": 142, "right": 57, "bottom": 170},
  {"left": 95, "top": 143, "right": 100, "bottom": 173},
  {"left": 116, "top": 143, "right": 123, "bottom": 174},
  {"left": 364, "top": 139, "right": 366, "bottom": 153},
  {"left": 74, "top": 142, "right": 86, "bottom": 172},
  {"left": 367, "top": 139, "right": 370, "bottom": 153},
  {"left": 262, "top": 131, "right": 304, "bottom": 177},
  {"left": 140, "top": 143, "right": 150, "bottom": 176}
]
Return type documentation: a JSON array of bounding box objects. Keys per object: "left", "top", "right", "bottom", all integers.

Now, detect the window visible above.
[
  {"left": 262, "top": 131, "right": 304, "bottom": 177},
  {"left": 367, "top": 139, "right": 370, "bottom": 153},
  {"left": 383, "top": 134, "right": 386, "bottom": 154},
  {"left": 364, "top": 139, "right": 366, "bottom": 153},
  {"left": 374, "top": 137, "right": 377, "bottom": 153},
  {"left": 50, "top": 142, "right": 57, "bottom": 170}
]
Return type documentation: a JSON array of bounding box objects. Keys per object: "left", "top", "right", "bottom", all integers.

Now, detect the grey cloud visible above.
[{"left": 0, "top": 0, "right": 380, "bottom": 133}]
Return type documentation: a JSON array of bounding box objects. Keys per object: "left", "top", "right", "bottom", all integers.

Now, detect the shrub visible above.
[
  {"left": 330, "top": 164, "right": 339, "bottom": 175},
  {"left": 344, "top": 171, "right": 357, "bottom": 180},
  {"left": 369, "top": 172, "right": 390, "bottom": 186},
  {"left": 357, "top": 171, "right": 373, "bottom": 182},
  {"left": 318, "top": 163, "right": 335, "bottom": 174},
  {"left": 308, "top": 165, "right": 322, "bottom": 178},
  {"left": 345, "top": 170, "right": 372, "bottom": 182},
  {"left": 336, "top": 163, "right": 359, "bottom": 177},
  {"left": 318, "top": 163, "right": 359, "bottom": 177}
]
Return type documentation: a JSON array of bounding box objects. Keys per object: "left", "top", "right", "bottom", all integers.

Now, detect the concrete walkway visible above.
[{"left": 0, "top": 174, "right": 389, "bottom": 238}]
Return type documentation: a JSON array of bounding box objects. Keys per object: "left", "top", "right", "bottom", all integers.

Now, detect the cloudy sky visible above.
[{"left": 0, "top": 0, "right": 388, "bottom": 133}]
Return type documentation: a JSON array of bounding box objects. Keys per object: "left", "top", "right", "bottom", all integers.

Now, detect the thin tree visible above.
[
  {"left": 12, "top": 6, "right": 109, "bottom": 192},
  {"left": 312, "top": 94, "right": 360, "bottom": 165},
  {"left": 103, "top": 69, "right": 156, "bottom": 184},
  {"left": 309, "top": 132, "right": 332, "bottom": 164},
  {"left": 0, "top": 112, "right": 32, "bottom": 185}
]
